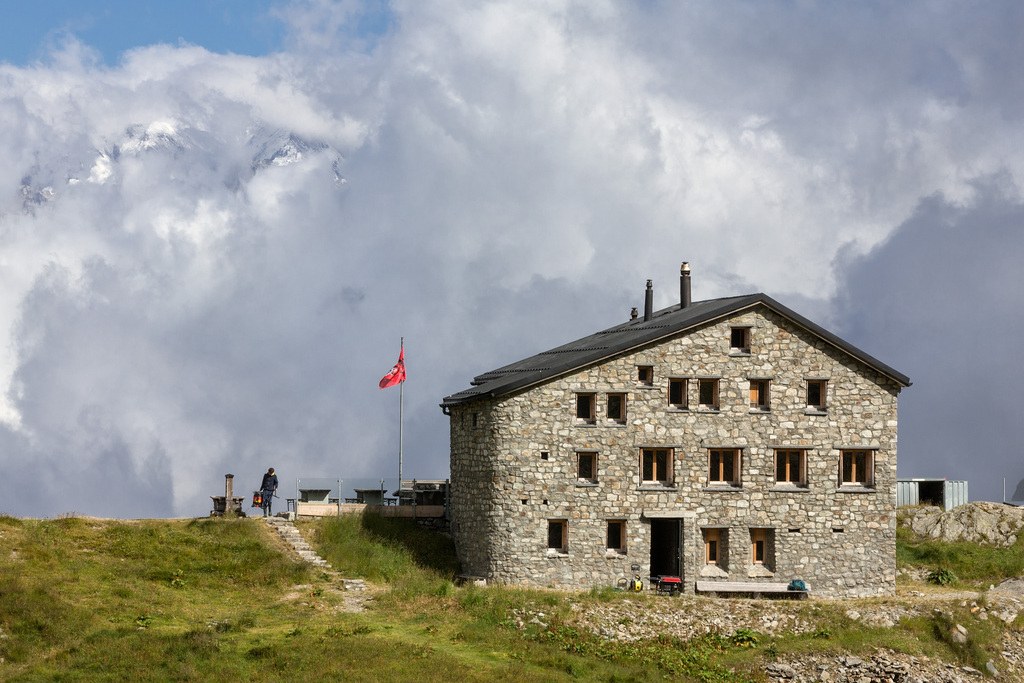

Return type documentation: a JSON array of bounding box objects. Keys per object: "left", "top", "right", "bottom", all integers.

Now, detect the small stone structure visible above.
[
  {"left": 210, "top": 474, "right": 246, "bottom": 517},
  {"left": 442, "top": 265, "right": 910, "bottom": 598}
]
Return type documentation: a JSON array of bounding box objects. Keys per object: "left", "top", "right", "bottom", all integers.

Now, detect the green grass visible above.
[
  {"left": 0, "top": 512, "right": 1019, "bottom": 681},
  {"left": 897, "top": 521, "right": 1024, "bottom": 588}
]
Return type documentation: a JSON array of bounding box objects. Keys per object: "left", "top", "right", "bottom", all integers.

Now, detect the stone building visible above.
[{"left": 441, "top": 265, "right": 911, "bottom": 598}]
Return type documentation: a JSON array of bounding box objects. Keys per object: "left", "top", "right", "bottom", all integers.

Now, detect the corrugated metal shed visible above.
[{"left": 897, "top": 479, "right": 968, "bottom": 511}]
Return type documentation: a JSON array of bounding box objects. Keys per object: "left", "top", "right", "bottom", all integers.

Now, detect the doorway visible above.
[{"left": 649, "top": 518, "right": 682, "bottom": 578}]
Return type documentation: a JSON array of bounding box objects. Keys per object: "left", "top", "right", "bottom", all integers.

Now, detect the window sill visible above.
[
  {"left": 574, "top": 422, "right": 597, "bottom": 427},
  {"left": 748, "top": 408, "right": 770, "bottom": 414},
  {"left": 603, "top": 421, "right": 627, "bottom": 427},
  {"left": 546, "top": 550, "right": 568, "bottom": 557},
  {"left": 804, "top": 409, "right": 827, "bottom": 416},
  {"left": 729, "top": 350, "right": 751, "bottom": 357},
  {"left": 668, "top": 406, "right": 689, "bottom": 412},
  {"left": 837, "top": 485, "right": 875, "bottom": 493},
  {"left": 635, "top": 384, "right": 657, "bottom": 390},
  {"left": 638, "top": 485, "right": 677, "bottom": 492},
  {"left": 703, "top": 485, "right": 743, "bottom": 492},
  {"left": 747, "top": 565, "right": 775, "bottom": 578},
  {"left": 605, "top": 549, "right": 627, "bottom": 558},
  {"left": 696, "top": 407, "right": 720, "bottom": 413},
  {"left": 576, "top": 481, "right": 599, "bottom": 488},
  {"left": 770, "top": 485, "right": 810, "bottom": 493}
]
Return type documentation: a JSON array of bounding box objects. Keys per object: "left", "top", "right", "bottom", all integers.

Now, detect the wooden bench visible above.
[{"left": 695, "top": 580, "right": 809, "bottom": 599}]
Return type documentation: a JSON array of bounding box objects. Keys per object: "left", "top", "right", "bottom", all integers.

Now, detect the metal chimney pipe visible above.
[
  {"left": 630, "top": 307, "right": 638, "bottom": 320},
  {"left": 680, "top": 262, "right": 691, "bottom": 309},
  {"left": 643, "top": 280, "right": 653, "bottom": 321}
]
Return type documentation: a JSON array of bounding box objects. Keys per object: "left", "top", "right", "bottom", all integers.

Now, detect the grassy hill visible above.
[{"left": 0, "top": 510, "right": 1022, "bottom": 681}]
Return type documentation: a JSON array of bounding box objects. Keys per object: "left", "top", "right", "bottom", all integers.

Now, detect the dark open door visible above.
[{"left": 650, "top": 518, "right": 682, "bottom": 577}]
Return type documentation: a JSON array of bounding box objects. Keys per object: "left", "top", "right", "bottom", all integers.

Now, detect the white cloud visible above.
[{"left": 2, "top": 0, "right": 1024, "bottom": 516}]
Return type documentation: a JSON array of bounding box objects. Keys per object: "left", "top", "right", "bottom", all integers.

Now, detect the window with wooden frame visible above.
[
  {"left": 606, "top": 393, "right": 626, "bottom": 423},
  {"left": 841, "top": 450, "right": 874, "bottom": 487},
  {"left": 575, "top": 393, "right": 595, "bottom": 423},
  {"left": 698, "top": 378, "right": 719, "bottom": 410},
  {"left": 749, "top": 379, "right": 770, "bottom": 411},
  {"left": 708, "top": 448, "right": 741, "bottom": 486},
  {"left": 547, "top": 520, "right": 567, "bottom": 553},
  {"left": 704, "top": 528, "right": 720, "bottom": 564},
  {"left": 640, "top": 448, "right": 673, "bottom": 485},
  {"left": 751, "top": 528, "right": 769, "bottom": 565},
  {"left": 577, "top": 452, "right": 597, "bottom": 482},
  {"left": 668, "top": 378, "right": 687, "bottom": 409},
  {"left": 774, "top": 449, "right": 806, "bottom": 486},
  {"left": 607, "top": 520, "right": 626, "bottom": 553},
  {"left": 637, "top": 365, "right": 654, "bottom": 386},
  {"left": 806, "top": 380, "right": 827, "bottom": 411},
  {"left": 730, "top": 327, "right": 751, "bottom": 353}
]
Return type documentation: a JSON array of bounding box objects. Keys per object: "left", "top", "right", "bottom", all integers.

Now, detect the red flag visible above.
[{"left": 379, "top": 346, "right": 406, "bottom": 389}]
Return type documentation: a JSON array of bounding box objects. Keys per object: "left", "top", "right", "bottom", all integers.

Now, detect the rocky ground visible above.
[{"left": 543, "top": 503, "right": 1024, "bottom": 682}]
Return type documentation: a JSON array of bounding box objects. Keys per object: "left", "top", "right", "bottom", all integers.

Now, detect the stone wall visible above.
[{"left": 448, "top": 305, "right": 902, "bottom": 598}]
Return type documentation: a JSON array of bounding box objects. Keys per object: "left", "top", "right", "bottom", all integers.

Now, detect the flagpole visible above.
[{"left": 399, "top": 337, "right": 404, "bottom": 490}]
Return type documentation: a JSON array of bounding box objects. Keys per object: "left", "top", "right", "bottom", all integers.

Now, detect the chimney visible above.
[
  {"left": 630, "top": 307, "right": 638, "bottom": 320},
  {"left": 680, "top": 262, "right": 691, "bottom": 309},
  {"left": 643, "top": 280, "right": 653, "bottom": 321},
  {"left": 225, "top": 474, "right": 234, "bottom": 501}
]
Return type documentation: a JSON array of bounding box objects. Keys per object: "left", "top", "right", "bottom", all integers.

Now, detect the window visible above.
[
  {"left": 575, "top": 393, "right": 595, "bottom": 423},
  {"left": 607, "top": 520, "right": 626, "bottom": 553},
  {"left": 547, "top": 520, "right": 567, "bottom": 553},
  {"left": 751, "top": 528, "right": 772, "bottom": 566},
  {"left": 841, "top": 450, "right": 874, "bottom": 487},
  {"left": 606, "top": 393, "right": 626, "bottom": 423},
  {"left": 749, "top": 379, "right": 770, "bottom": 411},
  {"left": 641, "top": 448, "right": 673, "bottom": 485},
  {"left": 730, "top": 327, "right": 750, "bottom": 353},
  {"left": 708, "top": 449, "right": 740, "bottom": 486},
  {"left": 540, "top": 451, "right": 550, "bottom": 461},
  {"left": 775, "top": 449, "right": 806, "bottom": 486},
  {"left": 668, "top": 378, "right": 687, "bottom": 409},
  {"left": 698, "top": 379, "right": 719, "bottom": 410},
  {"left": 637, "top": 366, "right": 653, "bottom": 386},
  {"left": 472, "top": 412, "right": 478, "bottom": 428},
  {"left": 807, "top": 380, "right": 827, "bottom": 411},
  {"left": 704, "top": 528, "right": 720, "bottom": 564},
  {"left": 577, "top": 452, "right": 597, "bottom": 482}
]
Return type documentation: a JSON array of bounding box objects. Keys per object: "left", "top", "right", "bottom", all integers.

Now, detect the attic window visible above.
[
  {"left": 575, "top": 393, "right": 596, "bottom": 424},
  {"left": 730, "top": 327, "right": 751, "bottom": 353},
  {"left": 806, "top": 380, "right": 827, "bottom": 411},
  {"left": 668, "top": 378, "right": 687, "bottom": 409}
]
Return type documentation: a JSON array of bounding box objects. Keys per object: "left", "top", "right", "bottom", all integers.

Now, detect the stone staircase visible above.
[{"left": 265, "top": 516, "right": 332, "bottom": 569}]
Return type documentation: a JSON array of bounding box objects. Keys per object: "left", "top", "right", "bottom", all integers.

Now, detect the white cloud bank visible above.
[{"left": 2, "top": 0, "right": 1024, "bottom": 516}]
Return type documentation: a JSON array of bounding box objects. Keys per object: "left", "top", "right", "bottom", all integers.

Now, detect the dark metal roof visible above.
[{"left": 441, "top": 293, "right": 911, "bottom": 407}]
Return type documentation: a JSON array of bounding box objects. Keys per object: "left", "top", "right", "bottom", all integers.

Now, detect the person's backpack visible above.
[
  {"left": 787, "top": 579, "right": 807, "bottom": 592},
  {"left": 252, "top": 491, "right": 263, "bottom": 508}
]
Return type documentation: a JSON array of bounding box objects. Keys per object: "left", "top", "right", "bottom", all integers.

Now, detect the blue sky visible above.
[
  {"left": 1, "top": 1, "right": 1023, "bottom": 517},
  {"left": 0, "top": 0, "right": 285, "bottom": 65}
]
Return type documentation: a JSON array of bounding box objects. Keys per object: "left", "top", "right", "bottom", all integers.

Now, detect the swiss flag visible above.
[{"left": 379, "top": 346, "right": 406, "bottom": 389}]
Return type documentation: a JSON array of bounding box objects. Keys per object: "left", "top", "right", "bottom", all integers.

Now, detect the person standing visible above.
[{"left": 260, "top": 467, "right": 278, "bottom": 518}]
